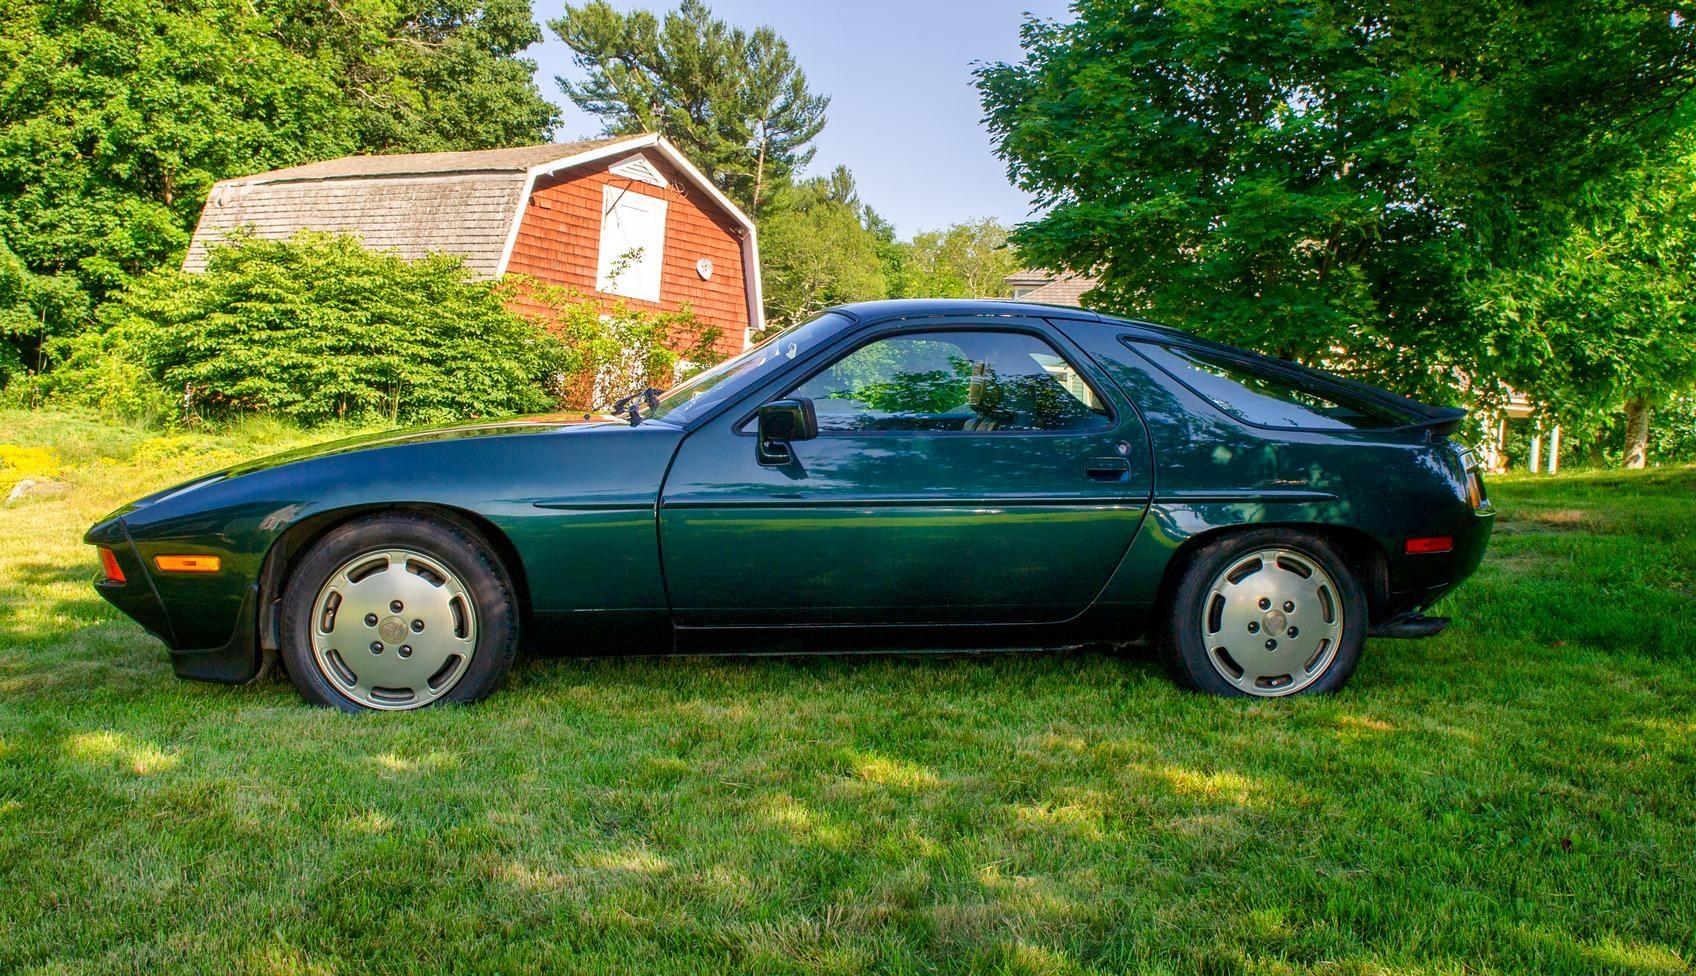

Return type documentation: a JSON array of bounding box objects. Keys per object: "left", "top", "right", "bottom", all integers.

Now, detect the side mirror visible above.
[{"left": 756, "top": 397, "right": 817, "bottom": 466}]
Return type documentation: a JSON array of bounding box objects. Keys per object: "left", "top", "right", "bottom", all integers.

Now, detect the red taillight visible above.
[
  {"left": 1406, "top": 536, "right": 1454, "bottom": 555},
  {"left": 97, "top": 546, "right": 126, "bottom": 584}
]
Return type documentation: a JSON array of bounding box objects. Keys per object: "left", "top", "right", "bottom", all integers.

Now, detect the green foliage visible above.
[
  {"left": 976, "top": 1, "right": 1696, "bottom": 405},
  {"left": 510, "top": 279, "right": 721, "bottom": 407},
  {"left": 47, "top": 234, "right": 575, "bottom": 426},
  {"left": 1649, "top": 394, "right": 1696, "bottom": 464},
  {"left": 0, "top": 0, "right": 558, "bottom": 371},
  {"left": 758, "top": 172, "right": 889, "bottom": 328},
  {"left": 1475, "top": 140, "right": 1696, "bottom": 424},
  {"left": 270, "top": 0, "right": 562, "bottom": 155},
  {"left": 552, "top": 0, "right": 827, "bottom": 217},
  {"left": 896, "top": 218, "right": 1020, "bottom": 299},
  {"left": 1546, "top": 393, "right": 1696, "bottom": 468}
]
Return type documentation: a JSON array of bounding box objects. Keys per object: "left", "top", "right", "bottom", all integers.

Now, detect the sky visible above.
[{"left": 527, "top": 0, "right": 1073, "bottom": 239}]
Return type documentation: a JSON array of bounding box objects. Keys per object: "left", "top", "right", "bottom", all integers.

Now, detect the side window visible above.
[
  {"left": 1134, "top": 342, "right": 1411, "bottom": 430},
  {"left": 788, "top": 330, "right": 1110, "bottom": 433}
]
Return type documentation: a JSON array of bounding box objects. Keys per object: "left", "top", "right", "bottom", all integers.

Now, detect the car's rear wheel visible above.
[
  {"left": 280, "top": 513, "right": 519, "bottom": 712},
  {"left": 1161, "top": 529, "right": 1366, "bottom": 697}
]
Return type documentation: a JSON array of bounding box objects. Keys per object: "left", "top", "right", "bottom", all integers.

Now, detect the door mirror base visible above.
[{"left": 756, "top": 398, "right": 817, "bottom": 466}]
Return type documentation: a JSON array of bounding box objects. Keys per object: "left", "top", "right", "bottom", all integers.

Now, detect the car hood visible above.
[{"left": 124, "top": 412, "right": 649, "bottom": 510}]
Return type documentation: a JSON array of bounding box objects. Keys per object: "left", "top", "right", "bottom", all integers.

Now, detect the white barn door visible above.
[{"left": 597, "top": 184, "right": 668, "bottom": 302}]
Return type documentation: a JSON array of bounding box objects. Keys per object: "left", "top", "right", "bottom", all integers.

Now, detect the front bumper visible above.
[
  {"left": 85, "top": 519, "right": 263, "bottom": 685},
  {"left": 161, "top": 584, "right": 262, "bottom": 683}
]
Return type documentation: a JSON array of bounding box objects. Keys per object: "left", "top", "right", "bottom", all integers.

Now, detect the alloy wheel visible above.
[
  {"left": 1199, "top": 547, "right": 1344, "bottom": 697},
  {"left": 309, "top": 548, "right": 478, "bottom": 710}
]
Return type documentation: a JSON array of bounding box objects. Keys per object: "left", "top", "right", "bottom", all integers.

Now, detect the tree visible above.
[
  {"left": 758, "top": 174, "right": 888, "bottom": 327},
  {"left": 898, "top": 219, "right": 1020, "bottom": 299},
  {"left": 551, "top": 0, "right": 827, "bottom": 216},
  {"left": 1476, "top": 141, "right": 1696, "bottom": 468},
  {"left": 976, "top": 1, "right": 1696, "bottom": 407},
  {"left": 0, "top": 0, "right": 558, "bottom": 374},
  {"left": 263, "top": 0, "right": 559, "bottom": 154}
]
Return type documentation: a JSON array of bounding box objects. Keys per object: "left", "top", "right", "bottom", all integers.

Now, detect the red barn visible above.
[{"left": 185, "top": 134, "right": 762, "bottom": 360}]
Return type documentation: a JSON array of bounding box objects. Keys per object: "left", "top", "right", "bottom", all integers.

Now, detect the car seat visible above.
[{"left": 963, "top": 361, "right": 1015, "bottom": 431}]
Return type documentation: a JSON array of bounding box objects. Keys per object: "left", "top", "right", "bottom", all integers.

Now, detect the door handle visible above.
[{"left": 1085, "top": 457, "right": 1131, "bottom": 481}]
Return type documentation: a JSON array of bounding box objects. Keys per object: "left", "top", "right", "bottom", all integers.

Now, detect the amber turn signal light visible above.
[
  {"left": 153, "top": 554, "right": 222, "bottom": 573},
  {"left": 97, "top": 546, "right": 126, "bottom": 584},
  {"left": 1405, "top": 536, "right": 1454, "bottom": 555}
]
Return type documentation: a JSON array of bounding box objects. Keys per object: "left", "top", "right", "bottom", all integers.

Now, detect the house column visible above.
[
  {"left": 1547, "top": 425, "right": 1561, "bottom": 474},
  {"left": 1482, "top": 414, "right": 1507, "bottom": 473},
  {"left": 1529, "top": 427, "right": 1543, "bottom": 473}
]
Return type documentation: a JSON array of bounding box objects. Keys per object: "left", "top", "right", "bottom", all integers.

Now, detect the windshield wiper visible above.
[{"left": 610, "top": 387, "right": 663, "bottom": 426}]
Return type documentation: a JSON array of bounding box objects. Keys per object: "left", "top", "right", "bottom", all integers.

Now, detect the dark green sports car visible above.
[{"left": 86, "top": 300, "right": 1493, "bottom": 711}]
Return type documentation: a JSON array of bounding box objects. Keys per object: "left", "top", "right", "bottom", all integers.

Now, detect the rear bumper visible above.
[{"left": 1384, "top": 506, "right": 1495, "bottom": 616}]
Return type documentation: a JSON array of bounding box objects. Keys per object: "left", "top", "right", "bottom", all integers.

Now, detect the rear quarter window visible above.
[{"left": 1131, "top": 342, "right": 1413, "bottom": 430}]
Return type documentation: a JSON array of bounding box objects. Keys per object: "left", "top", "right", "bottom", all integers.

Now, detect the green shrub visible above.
[
  {"left": 49, "top": 233, "right": 578, "bottom": 426},
  {"left": 507, "top": 279, "right": 721, "bottom": 407}
]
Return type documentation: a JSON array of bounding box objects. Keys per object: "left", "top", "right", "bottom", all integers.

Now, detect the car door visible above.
[{"left": 658, "top": 317, "right": 1154, "bottom": 626}]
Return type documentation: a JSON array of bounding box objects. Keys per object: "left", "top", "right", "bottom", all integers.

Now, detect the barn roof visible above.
[
  {"left": 235, "top": 138, "right": 632, "bottom": 184},
  {"left": 181, "top": 134, "right": 758, "bottom": 294},
  {"left": 1018, "top": 273, "right": 1100, "bottom": 308}
]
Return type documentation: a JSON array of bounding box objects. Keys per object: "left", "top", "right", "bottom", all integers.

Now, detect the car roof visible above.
[{"left": 826, "top": 298, "right": 1193, "bottom": 341}]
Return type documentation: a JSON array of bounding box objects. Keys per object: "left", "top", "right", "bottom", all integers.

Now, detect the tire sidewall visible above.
[
  {"left": 1163, "top": 529, "right": 1367, "bottom": 698},
  {"left": 280, "top": 514, "right": 518, "bottom": 712}
]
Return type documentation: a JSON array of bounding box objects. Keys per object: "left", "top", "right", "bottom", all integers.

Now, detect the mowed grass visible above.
[{"left": 1, "top": 408, "right": 1692, "bottom": 976}]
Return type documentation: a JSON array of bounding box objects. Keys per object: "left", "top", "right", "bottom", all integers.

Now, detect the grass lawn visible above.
[{"left": 1, "top": 408, "right": 1692, "bottom": 975}]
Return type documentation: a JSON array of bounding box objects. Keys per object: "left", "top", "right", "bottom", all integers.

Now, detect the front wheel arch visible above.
[{"left": 256, "top": 503, "right": 532, "bottom": 660}]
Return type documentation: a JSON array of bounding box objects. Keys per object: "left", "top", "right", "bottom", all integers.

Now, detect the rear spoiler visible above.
[
  {"left": 1289, "top": 365, "right": 1469, "bottom": 437},
  {"left": 1403, "top": 405, "right": 1468, "bottom": 438},
  {"left": 1125, "top": 330, "right": 1471, "bottom": 437}
]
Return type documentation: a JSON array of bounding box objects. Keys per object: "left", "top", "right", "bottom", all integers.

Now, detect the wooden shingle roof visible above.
[
  {"left": 1018, "top": 273, "right": 1100, "bottom": 308},
  {"left": 183, "top": 137, "right": 635, "bottom": 277}
]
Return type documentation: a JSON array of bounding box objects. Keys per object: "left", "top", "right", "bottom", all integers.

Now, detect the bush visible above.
[
  {"left": 0, "top": 443, "right": 62, "bottom": 495},
  {"left": 507, "top": 279, "right": 721, "bottom": 408},
  {"left": 48, "top": 233, "right": 578, "bottom": 426},
  {"left": 1647, "top": 393, "right": 1696, "bottom": 464}
]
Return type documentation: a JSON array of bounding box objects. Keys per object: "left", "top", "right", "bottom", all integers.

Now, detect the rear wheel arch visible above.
[
  {"left": 256, "top": 504, "right": 532, "bottom": 656},
  {"left": 1156, "top": 522, "right": 1390, "bottom": 624}
]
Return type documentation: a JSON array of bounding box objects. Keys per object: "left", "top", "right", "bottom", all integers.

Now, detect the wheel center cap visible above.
[
  {"left": 1263, "top": 610, "right": 1288, "bottom": 637},
  {"left": 378, "top": 616, "right": 408, "bottom": 644}
]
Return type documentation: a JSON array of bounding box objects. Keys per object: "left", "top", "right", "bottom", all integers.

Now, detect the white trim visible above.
[
  {"left": 607, "top": 153, "right": 668, "bottom": 187},
  {"left": 492, "top": 134, "right": 763, "bottom": 344},
  {"left": 740, "top": 226, "right": 762, "bottom": 349},
  {"left": 596, "top": 183, "right": 668, "bottom": 302}
]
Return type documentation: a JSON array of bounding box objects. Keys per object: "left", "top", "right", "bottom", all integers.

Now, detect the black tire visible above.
[
  {"left": 280, "top": 512, "right": 519, "bottom": 712},
  {"left": 1160, "top": 528, "right": 1367, "bottom": 697}
]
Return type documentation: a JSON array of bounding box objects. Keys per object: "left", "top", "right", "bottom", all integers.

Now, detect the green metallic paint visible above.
[
  {"left": 1055, "top": 319, "right": 1493, "bottom": 619},
  {"left": 88, "top": 414, "right": 685, "bottom": 679},
  {"left": 85, "top": 299, "right": 1492, "bottom": 686},
  {"left": 658, "top": 316, "right": 1153, "bottom": 626}
]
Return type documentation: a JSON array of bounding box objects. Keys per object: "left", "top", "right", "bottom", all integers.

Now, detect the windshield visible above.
[{"left": 646, "top": 312, "right": 850, "bottom": 425}]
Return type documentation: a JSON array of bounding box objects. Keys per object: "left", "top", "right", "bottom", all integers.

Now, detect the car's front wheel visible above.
[
  {"left": 1161, "top": 529, "right": 1366, "bottom": 697},
  {"left": 280, "top": 513, "right": 519, "bottom": 712}
]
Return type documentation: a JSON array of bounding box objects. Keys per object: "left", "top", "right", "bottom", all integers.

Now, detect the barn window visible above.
[{"left": 597, "top": 184, "right": 668, "bottom": 302}]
